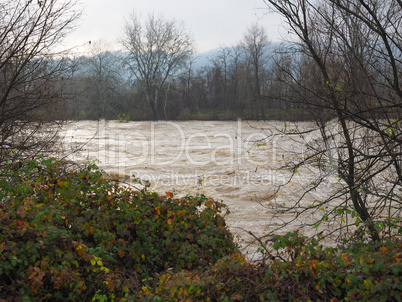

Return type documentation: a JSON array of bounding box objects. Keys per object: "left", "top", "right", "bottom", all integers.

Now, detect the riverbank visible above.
[{"left": 0, "top": 157, "right": 400, "bottom": 301}]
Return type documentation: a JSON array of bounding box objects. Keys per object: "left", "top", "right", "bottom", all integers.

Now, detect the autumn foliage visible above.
[
  {"left": 0, "top": 158, "right": 401, "bottom": 301},
  {"left": 0, "top": 157, "right": 236, "bottom": 300}
]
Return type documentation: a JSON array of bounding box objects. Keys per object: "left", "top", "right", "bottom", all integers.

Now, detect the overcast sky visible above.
[{"left": 63, "top": 0, "right": 285, "bottom": 54}]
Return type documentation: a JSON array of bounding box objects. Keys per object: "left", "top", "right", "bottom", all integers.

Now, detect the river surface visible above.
[{"left": 61, "top": 120, "right": 339, "bottom": 257}]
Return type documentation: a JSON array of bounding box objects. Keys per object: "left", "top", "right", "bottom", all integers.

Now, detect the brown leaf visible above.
[{"left": 17, "top": 206, "right": 26, "bottom": 219}]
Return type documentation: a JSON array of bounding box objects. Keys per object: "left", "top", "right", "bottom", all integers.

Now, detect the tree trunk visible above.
[{"left": 145, "top": 94, "right": 159, "bottom": 121}]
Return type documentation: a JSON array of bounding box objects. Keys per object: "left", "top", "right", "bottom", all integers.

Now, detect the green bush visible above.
[
  {"left": 0, "top": 157, "right": 400, "bottom": 301},
  {"left": 142, "top": 233, "right": 401, "bottom": 301},
  {"left": 0, "top": 157, "right": 236, "bottom": 301},
  {"left": 117, "top": 113, "right": 130, "bottom": 122}
]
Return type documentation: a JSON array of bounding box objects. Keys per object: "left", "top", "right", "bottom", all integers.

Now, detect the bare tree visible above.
[
  {"left": 84, "top": 40, "right": 123, "bottom": 119},
  {"left": 242, "top": 23, "right": 272, "bottom": 120},
  {"left": 258, "top": 0, "right": 401, "bottom": 244},
  {"left": 121, "top": 12, "right": 194, "bottom": 120},
  {"left": 175, "top": 56, "right": 196, "bottom": 118},
  {"left": 0, "top": 0, "right": 81, "bottom": 164}
]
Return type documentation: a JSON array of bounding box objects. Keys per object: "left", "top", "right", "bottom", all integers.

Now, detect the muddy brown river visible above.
[{"left": 61, "top": 120, "right": 341, "bottom": 257}]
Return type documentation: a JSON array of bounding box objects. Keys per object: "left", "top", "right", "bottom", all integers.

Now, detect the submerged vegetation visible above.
[{"left": 0, "top": 157, "right": 400, "bottom": 301}]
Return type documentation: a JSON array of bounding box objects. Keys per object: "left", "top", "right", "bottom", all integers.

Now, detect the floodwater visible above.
[{"left": 61, "top": 120, "right": 339, "bottom": 257}]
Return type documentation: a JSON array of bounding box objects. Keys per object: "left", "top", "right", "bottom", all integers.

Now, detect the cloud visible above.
[{"left": 64, "top": 0, "right": 283, "bottom": 53}]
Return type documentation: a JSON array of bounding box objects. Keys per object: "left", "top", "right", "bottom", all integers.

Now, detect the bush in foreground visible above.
[
  {"left": 0, "top": 158, "right": 236, "bottom": 301},
  {"left": 0, "top": 158, "right": 400, "bottom": 301},
  {"left": 143, "top": 233, "right": 400, "bottom": 301}
]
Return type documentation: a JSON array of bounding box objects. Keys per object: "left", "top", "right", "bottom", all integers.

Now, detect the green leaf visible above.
[
  {"left": 312, "top": 222, "right": 320, "bottom": 229},
  {"left": 355, "top": 218, "right": 361, "bottom": 227},
  {"left": 389, "top": 264, "right": 400, "bottom": 276},
  {"left": 42, "top": 159, "right": 52, "bottom": 168}
]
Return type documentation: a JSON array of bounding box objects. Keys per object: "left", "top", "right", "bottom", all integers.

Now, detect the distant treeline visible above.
[{"left": 58, "top": 41, "right": 312, "bottom": 122}]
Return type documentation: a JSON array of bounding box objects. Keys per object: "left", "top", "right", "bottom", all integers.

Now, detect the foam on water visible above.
[{"left": 61, "top": 120, "right": 336, "bottom": 258}]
